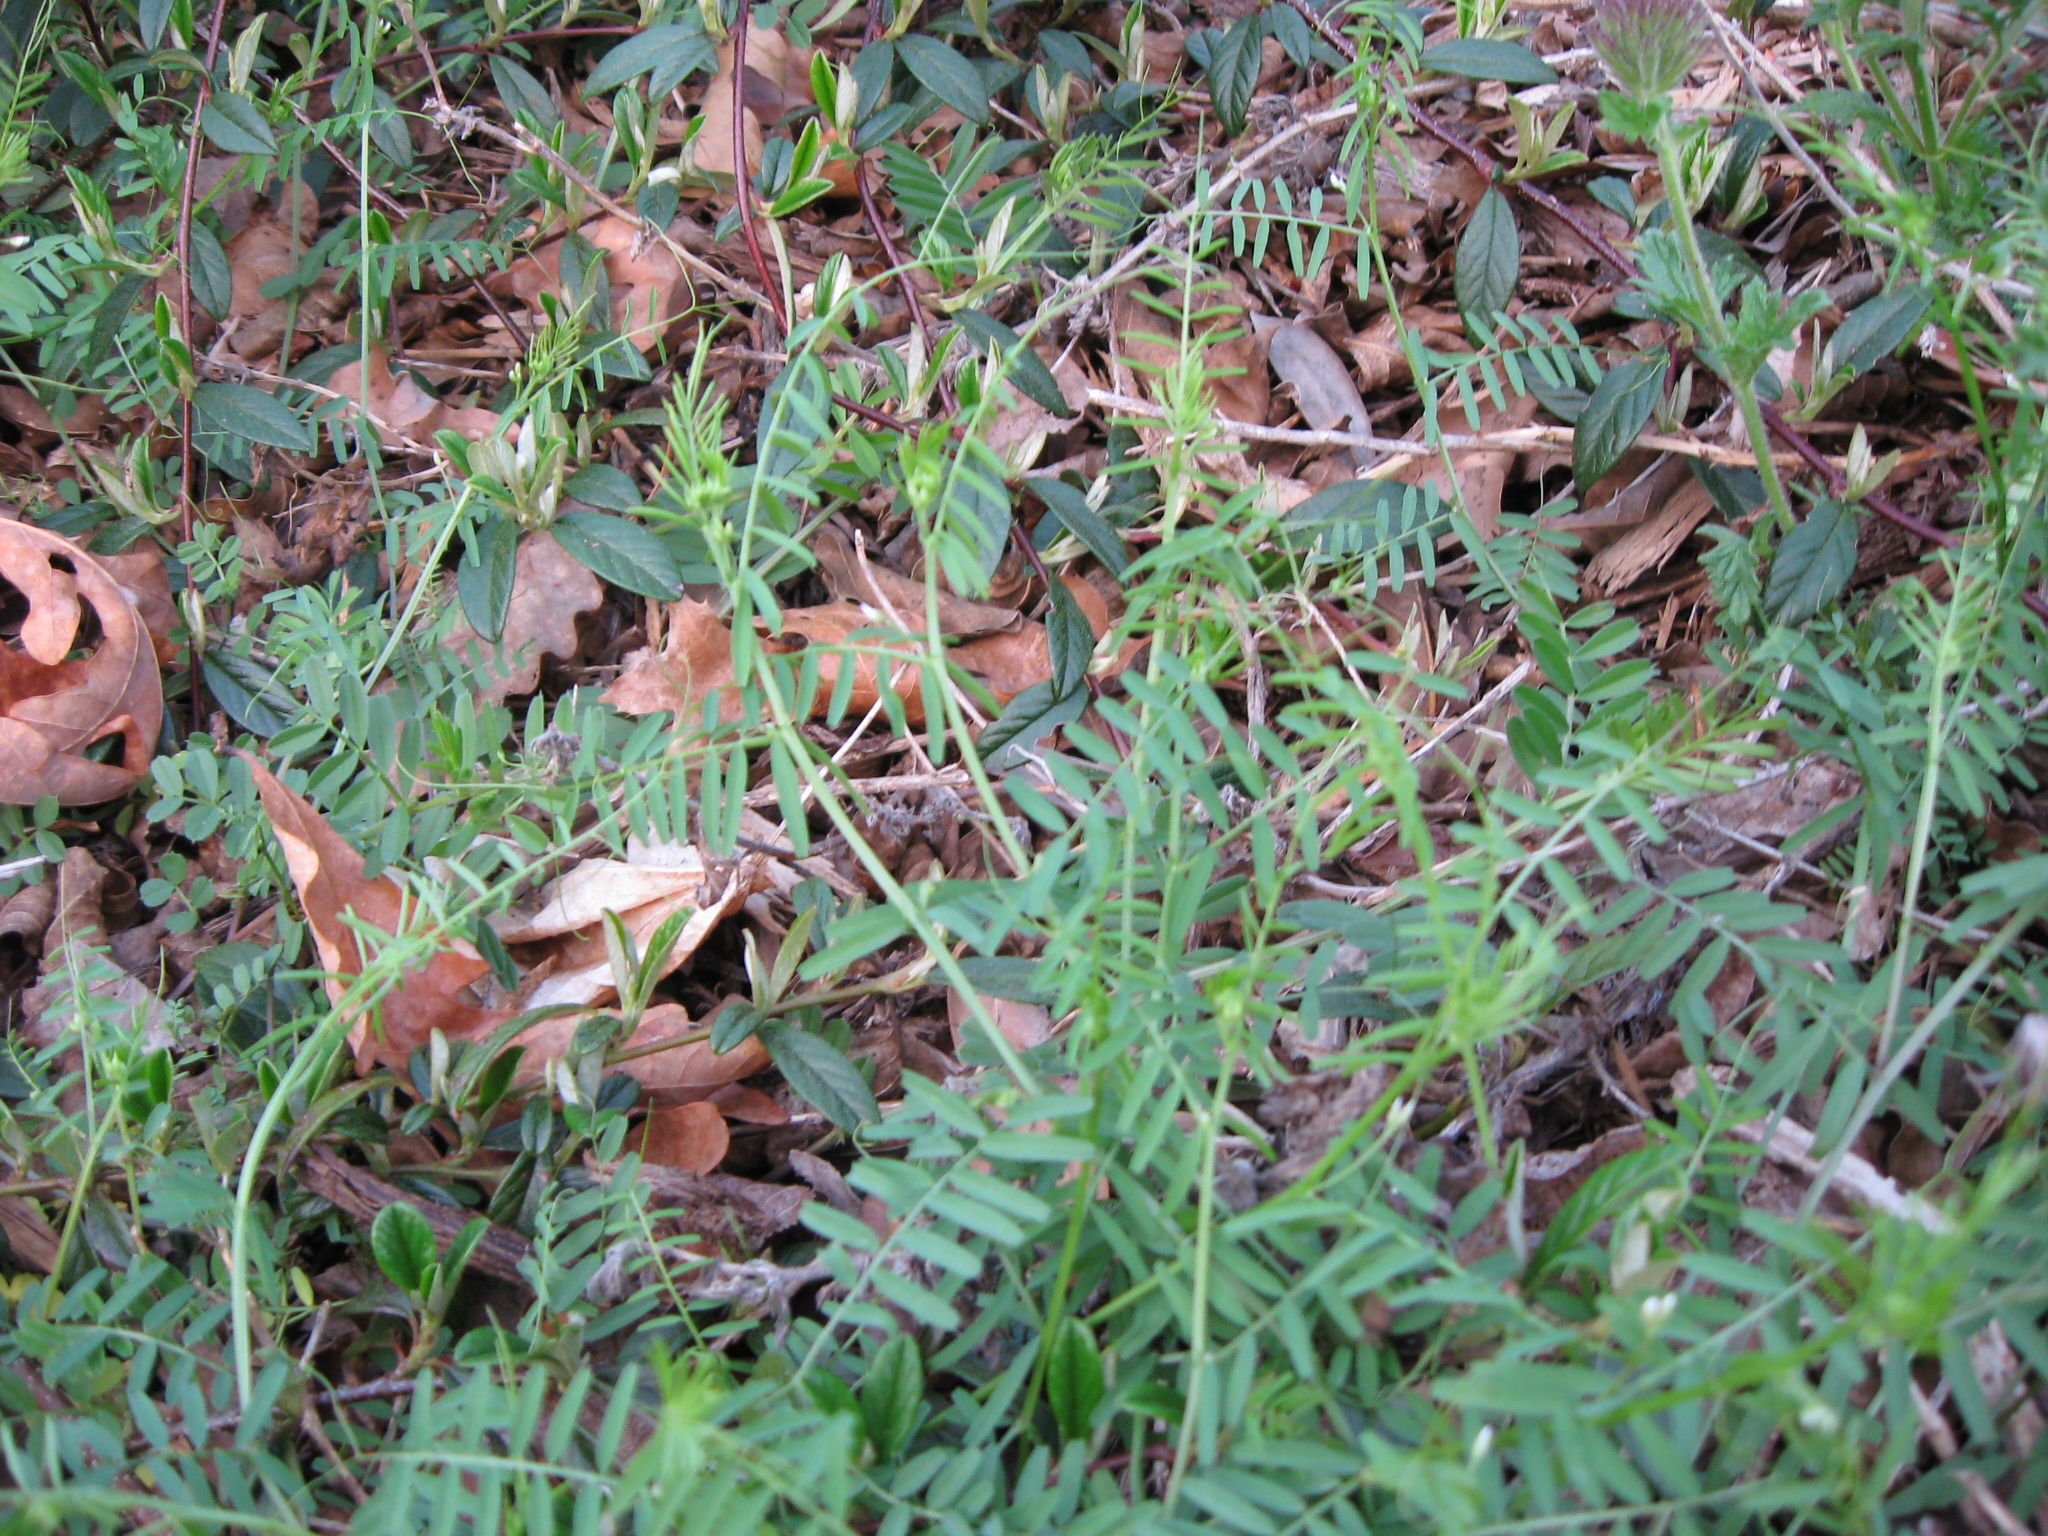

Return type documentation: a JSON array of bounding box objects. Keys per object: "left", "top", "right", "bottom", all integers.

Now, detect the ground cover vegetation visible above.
[{"left": 0, "top": 0, "right": 2041, "bottom": 1524}]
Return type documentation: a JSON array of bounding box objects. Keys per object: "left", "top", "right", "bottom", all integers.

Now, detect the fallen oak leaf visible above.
[
  {"left": 689, "top": 25, "right": 813, "bottom": 185},
  {"left": 244, "top": 755, "right": 503, "bottom": 1070},
  {"left": 250, "top": 755, "right": 770, "bottom": 1090},
  {"left": 0, "top": 521, "right": 164, "bottom": 806},
  {"left": 810, "top": 522, "right": 1023, "bottom": 639},
  {"left": 444, "top": 531, "right": 605, "bottom": 707},
  {"left": 327, "top": 345, "right": 501, "bottom": 444},
  {"left": 95, "top": 543, "right": 181, "bottom": 668},
  {"left": 602, "top": 597, "right": 739, "bottom": 721},
  {"left": 491, "top": 853, "right": 707, "bottom": 943},
  {"left": 500, "top": 853, "right": 766, "bottom": 1010},
  {"left": 495, "top": 215, "right": 690, "bottom": 353}
]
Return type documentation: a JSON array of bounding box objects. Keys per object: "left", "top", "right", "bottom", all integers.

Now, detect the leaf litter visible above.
[{"left": 1, "top": 0, "right": 2045, "bottom": 1524}]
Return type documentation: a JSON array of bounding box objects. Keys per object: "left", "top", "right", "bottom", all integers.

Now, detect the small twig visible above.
[
  {"left": 1084, "top": 386, "right": 1785, "bottom": 468},
  {"left": 731, "top": 5, "right": 790, "bottom": 335},
  {"left": 432, "top": 104, "right": 777, "bottom": 313}
]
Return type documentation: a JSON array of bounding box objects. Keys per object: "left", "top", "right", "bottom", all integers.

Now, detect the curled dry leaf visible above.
[
  {"left": 225, "top": 217, "right": 342, "bottom": 363},
  {"left": 1388, "top": 388, "right": 1540, "bottom": 544},
  {"left": 608, "top": 582, "right": 1113, "bottom": 728},
  {"left": 19, "top": 847, "right": 175, "bottom": 1053},
  {"left": 947, "top": 986, "right": 1053, "bottom": 1054},
  {"left": 249, "top": 756, "right": 767, "bottom": 1089},
  {"left": 1346, "top": 307, "right": 1463, "bottom": 393},
  {"left": 602, "top": 597, "right": 738, "bottom": 722},
  {"left": 496, "top": 850, "right": 767, "bottom": 1011},
  {"left": 811, "top": 522, "right": 1023, "bottom": 639},
  {"left": 246, "top": 755, "right": 502, "bottom": 1070},
  {"left": 0, "top": 521, "right": 163, "bottom": 806},
  {"left": 1264, "top": 319, "right": 1370, "bottom": 466},
  {"left": 328, "top": 345, "right": 502, "bottom": 443},
  {"left": 497, "top": 215, "right": 689, "bottom": 352},
  {"left": 638, "top": 1100, "right": 730, "bottom": 1174},
  {"left": 1112, "top": 283, "right": 1271, "bottom": 431},
  {"left": 0, "top": 385, "right": 105, "bottom": 443},
  {"left": 446, "top": 531, "right": 605, "bottom": 706},
  {"left": 96, "top": 544, "right": 180, "bottom": 668}
]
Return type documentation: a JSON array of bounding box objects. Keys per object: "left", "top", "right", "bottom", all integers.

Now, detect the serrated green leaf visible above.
[
  {"left": 458, "top": 517, "right": 520, "bottom": 642},
  {"left": 551, "top": 510, "right": 683, "bottom": 599},
  {"left": 1045, "top": 1317, "right": 1105, "bottom": 1442},
  {"left": 1421, "top": 38, "right": 1558, "bottom": 84},
  {"left": 367, "top": 88, "right": 412, "bottom": 169},
  {"left": 1455, "top": 190, "right": 1520, "bottom": 337},
  {"left": 977, "top": 680, "right": 1089, "bottom": 770},
  {"left": 895, "top": 35, "right": 991, "bottom": 126},
  {"left": 1573, "top": 354, "right": 1664, "bottom": 489},
  {"left": 193, "top": 382, "right": 312, "bottom": 452},
  {"left": 139, "top": 0, "right": 174, "bottom": 48},
  {"left": 1825, "top": 286, "right": 1930, "bottom": 379},
  {"left": 758, "top": 1021, "right": 878, "bottom": 1129},
  {"left": 563, "top": 462, "right": 643, "bottom": 511},
  {"left": 201, "top": 91, "right": 278, "bottom": 156},
  {"left": 201, "top": 650, "right": 293, "bottom": 737},
  {"left": 1765, "top": 498, "right": 1858, "bottom": 623},
  {"left": 1206, "top": 14, "right": 1265, "bottom": 138},
  {"left": 189, "top": 224, "right": 232, "bottom": 322},
  {"left": 585, "top": 23, "right": 716, "bottom": 98},
  {"left": 860, "top": 1334, "right": 922, "bottom": 1460},
  {"left": 1045, "top": 578, "right": 1095, "bottom": 698},
  {"left": 492, "top": 56, "right": 559, "bottom": 131},
  {"left": 371, "top": 1201, "right": 437, "bottom": 1294},
  {"left": 956, "top": 309, "right": 1071, "bottom": 417},
  {"left": 1029, "top": 478, "right": 1129, "bottom": 575},
  {"left": 954, "top": 956, "right": 1051, "bottom": 1003}
]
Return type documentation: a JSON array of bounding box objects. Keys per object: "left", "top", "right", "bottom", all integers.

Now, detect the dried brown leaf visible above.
[
  {"left": 499, "top": 215, "right": 690, "bottom": 351},
  {"left": 811, "top": 522, "right": 1022, "bottom": 639},
  {"left": 691, "top": 28, "right": 813, "bottom": 183},
  {"left": 638, "top": 1100, "right": 731, "bottom": 1173},
  {"left": 246, "top": 756, "right": 503, "bottom": 1069},
  {"left": 446, "top": 531, "right": 605, "bottom": 707},
  {"left": 602, "top": 597, "right": 740, "bottom": 721},
  {"left": 514, "top": 1001, "right": 770, "bottom": 1102},
  {"left": 0, "top": 522, "right": 163, "bottom": 806}
]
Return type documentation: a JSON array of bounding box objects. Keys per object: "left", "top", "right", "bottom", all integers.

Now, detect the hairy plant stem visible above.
[{"left": 1650, "top": 119, "right": 1796, "bottom": 533}]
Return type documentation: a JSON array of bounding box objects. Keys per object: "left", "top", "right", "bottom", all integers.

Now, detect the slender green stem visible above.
[{"left": 1651, "top": 120, "right": 1796, "bottom": 531}]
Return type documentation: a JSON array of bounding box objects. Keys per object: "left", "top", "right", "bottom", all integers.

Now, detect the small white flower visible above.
[
  {"left": 1798, "top": 1403, "right": 1839, "bottom": 1435},
  {"left": 1468, "top": 1424, "right": 1495, "bottom": 1466}
]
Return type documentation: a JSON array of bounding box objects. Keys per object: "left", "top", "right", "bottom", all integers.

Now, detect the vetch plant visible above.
[{"left": 1591, "top": 0, "right": 1819, "bottom": 533}]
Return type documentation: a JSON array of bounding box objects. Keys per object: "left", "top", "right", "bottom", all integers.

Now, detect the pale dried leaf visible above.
[{"left": 492, "top": 855, "right": 707, "bottom": 944}]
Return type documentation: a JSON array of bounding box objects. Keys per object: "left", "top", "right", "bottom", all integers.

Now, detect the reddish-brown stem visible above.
[
  {"left": 856, "top": 0, "right": 938, "bottom": 352},
  {"left": 1760, "top": 401, "right": 2048, "bottom": 624},
  {"left": 175, "top": 0, "right": 234, "bottom": 732},
  {"left": 832, "top": 392, "right": 915, "bottom": 432},
  {"left": 732, "top": 5, "right": 789, "bottom": 335}
]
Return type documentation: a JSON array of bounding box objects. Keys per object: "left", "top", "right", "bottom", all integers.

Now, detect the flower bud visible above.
[{"left": 1587, "top": 0, "right": 1707, "bottom": 102}]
